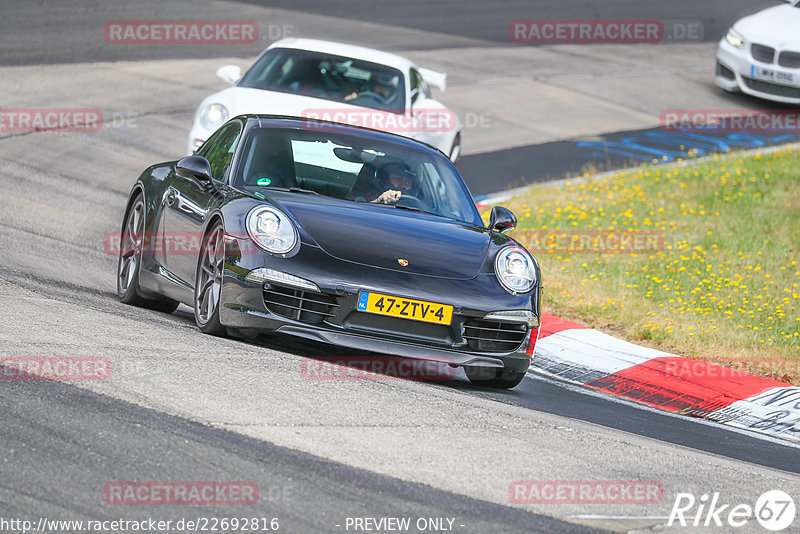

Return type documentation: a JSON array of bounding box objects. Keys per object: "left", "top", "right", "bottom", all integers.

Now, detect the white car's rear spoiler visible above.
[{"left": 418, "top": 68, "right": 447, "bottom": 92}]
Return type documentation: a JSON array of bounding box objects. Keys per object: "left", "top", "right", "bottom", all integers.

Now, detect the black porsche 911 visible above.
[{"left": 116, "top": 115, "right": 541, "bottom": 388}]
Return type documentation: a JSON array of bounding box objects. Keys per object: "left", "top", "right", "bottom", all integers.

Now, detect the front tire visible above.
[
  {"left": 194, "top": 221, "right": 226, "bottom": 336},
  {"left": 117, "top": 193, "right": 179, "bottom": 313},
  {"left": 464, "top": 366, "right": 526, "bottom": 389}
]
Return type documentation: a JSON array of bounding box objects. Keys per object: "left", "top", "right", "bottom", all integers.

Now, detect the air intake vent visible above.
[
  {"left": 751, "top": 43, "right": 775, "bottom": 64},
  {"left": 463, "top": 319, "right": 527, "bottom": 353},
  {"left": 778, "top": 51, "right": 800, "bottom": 69},
  {"left": 716, "top": 61, "right": 735, "bottom": 80},
  {"left": 263, "top": 284, "right": 337, "bottom": 324},
  {"left": 742, "top": 76, "right": 800, "bottom": 99}
]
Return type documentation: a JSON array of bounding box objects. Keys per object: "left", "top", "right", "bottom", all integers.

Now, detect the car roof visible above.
[{"left": 266, "top": 38, "right": 415, "bottom": 73}]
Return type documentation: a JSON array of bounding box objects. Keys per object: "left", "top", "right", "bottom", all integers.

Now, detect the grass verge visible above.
[{"left": 490, "top": 147, "right": 800, "bottom": 384}]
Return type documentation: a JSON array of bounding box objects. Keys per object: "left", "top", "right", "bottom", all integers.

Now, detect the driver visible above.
[
  {"left": 344, "top": 73, "right": 399, "bottom": 105},
  {"left": 349, "top": 162, "right": 419, "bottom": 204}
]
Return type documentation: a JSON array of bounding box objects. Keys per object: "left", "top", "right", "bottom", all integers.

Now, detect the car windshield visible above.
[
  {"left": 238, "top": 48, "right": 406, "bottom": 113},
  {"left": 233, "top": 126, "right": 481, "bottom": 226}
]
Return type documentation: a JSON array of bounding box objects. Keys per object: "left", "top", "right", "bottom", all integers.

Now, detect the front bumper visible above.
[
  {"left": 716, "top": 38, "right": 800, "bottom": 104},
  {"left": 218, "top": 237, "right": 538, "bottom": 374}
]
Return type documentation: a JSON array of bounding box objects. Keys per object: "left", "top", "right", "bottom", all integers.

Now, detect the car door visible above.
[{"left": 161, "top": 122, "right": 242, "bottom": 290}]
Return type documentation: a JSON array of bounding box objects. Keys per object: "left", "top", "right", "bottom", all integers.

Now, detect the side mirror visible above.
[
  {"left": 488, "top": 206, "right": 517, "bottom": 233},
  {"left": 176, "top": 155, "right": 213, "bottom": 183},
  {"left": 216, "top": 65, "right": 242, "bottom": 84}
]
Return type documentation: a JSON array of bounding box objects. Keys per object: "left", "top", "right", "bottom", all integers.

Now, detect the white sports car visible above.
[
  {"left": 188, "top": 38, "right": 462, "bottom": 163},
  {"left": 716, "top": 0, "right": 800, "bottom": 104}
]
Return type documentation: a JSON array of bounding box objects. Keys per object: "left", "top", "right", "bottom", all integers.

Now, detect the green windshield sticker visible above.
[
  {"left": 256, "top": 177, "right": 272, "bottom": 186},
  {"left": 254, "top": 191, "right": 266, "bottom": 200}
]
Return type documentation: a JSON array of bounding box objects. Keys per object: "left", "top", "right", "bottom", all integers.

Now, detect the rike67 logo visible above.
[{"left": 669, "top": 490, "right": 796, "bottom": 531}]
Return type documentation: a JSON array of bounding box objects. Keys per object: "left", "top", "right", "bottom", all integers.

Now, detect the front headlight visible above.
[
  {"left": 246, "top": 206, "right": 298, "bottom": 254},
  {"left": 199, "top": 103, "right": 229, "bottom": 131},
  {"left": 495, "top": 246, "right": 536, "bottom": 294},
  {"left": 725, "top": 27, "right": 745, "bottom": 49}
]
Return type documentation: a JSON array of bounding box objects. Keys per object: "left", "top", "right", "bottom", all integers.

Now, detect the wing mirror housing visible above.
[
  {"left": 489, "top": 206, "right": 517, "bottom": 233},
  {"left": 176, "top": 155, "right": 213, "bottom": 183},
  {"left": 216, "top": 65, "right": 242, "bottom": 84}
]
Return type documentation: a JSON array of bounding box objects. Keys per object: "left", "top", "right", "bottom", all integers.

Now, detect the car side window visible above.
[
  {"left": 195, "top": 129, "right": 221, "bottom": 157},
  {"left": 420, "top": 162, "right": 461, "bottom": 219},
  {"left": 409, "top": 68, "right": 422, "bottom": 103},
  {"left": 200, "top": 123, "right": 242, "bottom": 182},
  {"left": 421, "top": 77, "right": 432, "bottom": 99}
]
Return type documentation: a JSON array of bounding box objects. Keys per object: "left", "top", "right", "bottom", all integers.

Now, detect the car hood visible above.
[
  {"left": 209, "top": 86, "right": 408, "bottom": 129},
  {"left": 271, "top": 194, "right": 490, "bottom": 280},
  {"left": 735, "top": 5, "right": 800, "bottom": 48}
]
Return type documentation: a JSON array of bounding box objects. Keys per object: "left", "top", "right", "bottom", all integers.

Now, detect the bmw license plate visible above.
[
  {"left": 751, "top": 64, "right": 794, "bottom": 84},
  {"left": 356, "top": 290, "right": 453, "bottom": 325}
]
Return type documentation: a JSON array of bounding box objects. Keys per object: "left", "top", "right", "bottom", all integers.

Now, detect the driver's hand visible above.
[
  {"left": 374, "top": 190, "right": 402, "bottom": 204},
  {"left": 344, "top": 91, "right": 357, "bottom": 101}
]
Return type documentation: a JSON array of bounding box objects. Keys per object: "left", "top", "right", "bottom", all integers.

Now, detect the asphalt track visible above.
[
  {"left": 476, "top": 374, "right": 800, "bottom": 475},
  {"left": 0, "top": 366, "right": 593, "bottom": 534},
  {"left": 2, "top": 1, "right": 800, "bottom": 533},
  {"left": 233, "top": 0, "right": 779, "bottom": 45},
  {"left": 0, "top": 0, "right": 780, "bottom": 65}
]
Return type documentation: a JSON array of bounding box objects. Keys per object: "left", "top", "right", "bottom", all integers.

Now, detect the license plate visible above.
[
  {"left": 751, "top": 64, "right": 794, "bottom": 84},
  {"left": 356, "top": 290, "right": 453, "bottom": 325}
]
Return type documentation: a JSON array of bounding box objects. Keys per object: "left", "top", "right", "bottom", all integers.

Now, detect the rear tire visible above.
[
  {"left": 194, "top": 221, "right": 227, "bottom": 336},
  {"left": 117, "top": 193, "right": 179, "bottom": 313},
  {"left": 464, "top": 366, "right": 526, "bottom": 389}
]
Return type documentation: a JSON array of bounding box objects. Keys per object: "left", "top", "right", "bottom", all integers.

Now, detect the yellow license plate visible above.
[{"left": 356, "top": 291, "right": 453, "bottom": 325}]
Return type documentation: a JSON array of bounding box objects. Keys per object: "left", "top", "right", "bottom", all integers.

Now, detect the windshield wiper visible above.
[
  {"left": 391, "top": 204, "right": 446, "bottom": 218},
  {"left": 258, "top": 186, "right": 320, "bottom": 196},
  {"left": 288, "top": 187, "right": 320, "bottom": 195}
]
